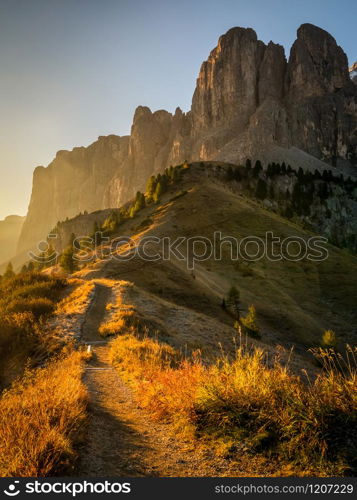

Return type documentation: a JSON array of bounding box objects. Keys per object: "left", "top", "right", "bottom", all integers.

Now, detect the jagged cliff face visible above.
[
  {"left": 19, "top": 135, "right": 129, "bottom": 252},
  {"left": 17, "top": 23, "right": 357, "bottom": 254}
]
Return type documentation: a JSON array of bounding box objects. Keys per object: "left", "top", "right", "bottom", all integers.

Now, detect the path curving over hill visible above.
[{"left": 77, "top": 281, "right": 259, "bottom": 477}]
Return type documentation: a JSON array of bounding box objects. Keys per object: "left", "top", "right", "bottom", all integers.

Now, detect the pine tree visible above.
[
  {"left": 27, "top": 261, "right": 35, "bottom": 272},
  {"left": 134, "top": 191, "right": 146, "bottom": 211},
  {"left": 36, "top": 251, "right": 47, "bottom": 270},
  {"left": 46, "top": 243, "right": 57, "bottom": 266},
  {"left": 269, "top": 184, "right": 275, "bottom": 199},
  {"left": 160, "top": 174, "right": 169, "bottom": 192},
  {"left": 226, "top": 286, "right": 242, "bottom": 321},
  {"left": 233, "top": 168, "right": 242, "bottom": 182},
  {"left": 129, "top": 204, "right": 139, "bottom": 218},
  {"left": 168, "top": 165, "right": 174, "bottom": 180},
  {"left": 172, "top": 166, "right": 180, "bottom": 183},
  {"left": 255, "top": 178, "right": 267, "bottom": 199},
  {"left": 103, "top": 212, "right": 120, "bottom": 233},
  {"left": 4, "top": 262, "right": 15, "bottom": 279},
  {"left": 266, "top": 164, "right": 274, "bottom": 177},
  {"left": 60, "top": 246, "right": 76, "bottom": 274},
  {"left": 253, "top": 160, "right": 263, "bottom": 178},
  {"left": 146, "top": 176, "right": 157, "bottom": 197},
  {"left": 226, "top": 166, "right": 234, "bottom": 181},
  {"left": 69, "top": 233, "right": 76, "bottom": 247},
  {"left": 241, "top": 305, "right": 260, "bottom": 338},
  {"left": 297, "top": 167, "right": 304, "bottom": 180},
  {"left": 153, "top": 181, "right": 164, "bottom": 203}
]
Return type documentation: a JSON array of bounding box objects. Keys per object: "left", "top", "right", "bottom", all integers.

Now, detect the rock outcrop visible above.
[
  {"left": 350, "top": 62, "right": 357, "bottom": 84},
  {"left": 17, "top": 23, "right": 357, "bottom": 254}
]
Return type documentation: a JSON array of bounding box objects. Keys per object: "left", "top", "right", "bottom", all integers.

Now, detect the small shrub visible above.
[
  {"left": 241, "top": 305, "right": 261, "bottom": 338},
  {"left": 321, "top": 330, "right": 337, "bottom": 349}
]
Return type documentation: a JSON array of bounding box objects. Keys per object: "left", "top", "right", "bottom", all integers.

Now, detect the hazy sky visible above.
[{"left": 0, "top": 0, "right": 356, "bottom": 220}]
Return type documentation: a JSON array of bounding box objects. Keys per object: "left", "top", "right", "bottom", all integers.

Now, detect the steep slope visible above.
[
  {"left": 0, "top": 215, "right": 25, "bottom": 265},
  {"left": 74, "top": 164, "right": 357, "bottom": 352},
  {"left": 18, "top": 23, "right": 357, "bottom": 255}
]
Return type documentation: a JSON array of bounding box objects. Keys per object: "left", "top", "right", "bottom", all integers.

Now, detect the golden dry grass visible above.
[
  {"left": 0, "top": 272, "right": 68, "bottom": 388},
  {"left": 97, "top": 282, "right": 138, "bottom": 337},
  {"left": 55, "top": 279, "right": 95, "bottom": 316},
  {"left": 0, "top": 350, "right": 89, "bottom": 477},
  {"left": 110, "top": 334, "right": 357, "bottom": 476}
]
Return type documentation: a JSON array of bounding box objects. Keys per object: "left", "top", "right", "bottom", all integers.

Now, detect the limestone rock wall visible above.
[{"left": 17, "top": 23, "right": 357, "bottom": 254}]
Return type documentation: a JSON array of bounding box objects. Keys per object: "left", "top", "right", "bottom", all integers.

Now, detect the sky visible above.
[{"left": 0, "top": 0, "right": 356, "bottom": 220}]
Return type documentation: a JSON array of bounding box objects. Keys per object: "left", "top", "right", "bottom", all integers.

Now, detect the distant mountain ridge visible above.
[
  {"left": 0, "top": 215, "right": 25, "bottom": 265},
  {"left": 17, "top": 23, "right": 357, "bottom": 255}
]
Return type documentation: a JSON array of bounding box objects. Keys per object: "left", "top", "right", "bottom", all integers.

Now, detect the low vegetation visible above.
[
  {"left": 0, "top": 272, "right": 67, "bottom": 387},
  {"left": 0, "top": 350, "right": 88, "bottom": 476},
  {"left": 57, "top": 164, "right": 184, "bottom": 272},
  {"left": 99, "top": 292, "right": 136, "bottom": 337},
  {"left": 0, "top": 272, "right": 92, "bottom": 477},
  {"left": 110, "top": 333, "right": 357, "bottom": 476}
]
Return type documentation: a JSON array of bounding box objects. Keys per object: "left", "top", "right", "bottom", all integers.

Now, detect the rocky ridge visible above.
[{"left": 17, "top": 23, "right": 357, "bottom": 254}]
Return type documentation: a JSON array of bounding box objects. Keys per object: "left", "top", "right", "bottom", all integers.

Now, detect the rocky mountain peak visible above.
[
  {"left": 287, "top": 23, "right": 350, "bottom": 98},
  {"left": 16, "top": 23, "right": 357, "bottom": 257}
]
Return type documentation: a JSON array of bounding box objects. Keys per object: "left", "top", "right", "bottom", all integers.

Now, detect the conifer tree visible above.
[
  {"left": 27, "top": 261, "right": 35, "bottom": 272},
  {"left": 60, "top": 246, "right": 76, "bottom": 274},
  {"left": 172, "top": 166, "right": 180, "bottom": 183},
  {"left": 226, "top": 286, "right": 242, "bottom": 321},
  {"left": 255, "top": 178, "right": 268, "bottom": 199},
  {"left": 153, "top": 181, "right": 164, "bottom": 203},
  {"left": 4, "top": 262, "right": 15, "bottom": 279},
  {"left": 146, "top": 176, "right": 157, "bottom": 196},
  {"left": 253, "top": 160, "right": 263, "bottom": 177},
  {"left": 135, "top": 191, "right": 146, "bottom": 211}
]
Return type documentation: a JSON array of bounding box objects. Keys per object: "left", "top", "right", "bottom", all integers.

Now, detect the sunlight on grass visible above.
[
  {"left": 110, "top": 334, "right": 357, "bottom": 476},
  {"left": 0, "top": 350, "right": 89, "bottom": 477}
]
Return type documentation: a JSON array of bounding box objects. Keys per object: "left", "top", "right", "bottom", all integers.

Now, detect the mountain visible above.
[
  {"left": 0, "top": 215, "right": 25, "bottom": 263},
  {"left": 53, "top": 160, "right": 357, "bottom": 253},
  {"left": 73, "top": 163, "right": 357, "bottom": 351},
  {"left": 17, "top": 23, "right": 357, "bottom": 255},
  {"left": 0, "top": 215, "right": 25, "bottom": 266},
  {"left": 350, "top": 61, "right": 357, "bottom": 84}
]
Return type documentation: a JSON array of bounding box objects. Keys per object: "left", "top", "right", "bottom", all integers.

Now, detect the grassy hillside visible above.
[
  {"left": 77, "top": 162, "right": 357, "bottom": 354},
  {"left": 2, "top": 161, "right": 353, "bottom": 477}
]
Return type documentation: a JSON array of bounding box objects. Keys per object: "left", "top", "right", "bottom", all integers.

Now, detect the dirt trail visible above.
[{"left": 77, "top": 282, "right": 252, "bottom": 477}]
